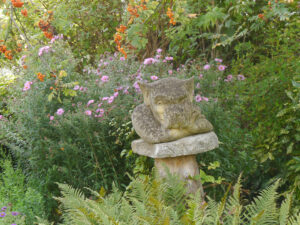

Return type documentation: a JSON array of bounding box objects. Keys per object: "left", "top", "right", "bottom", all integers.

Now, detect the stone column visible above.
[{"left": 132, "top": 132, "right": 219, "bottom": 195}]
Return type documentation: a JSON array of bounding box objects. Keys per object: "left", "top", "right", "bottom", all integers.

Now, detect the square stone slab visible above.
[{"left": 132, "top": 131, "right": 219, "bottom": 158}]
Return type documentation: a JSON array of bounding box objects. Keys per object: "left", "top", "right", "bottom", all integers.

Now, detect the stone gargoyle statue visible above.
[{"left": 132, "top": 77, "right": 213, "bottom": 144}]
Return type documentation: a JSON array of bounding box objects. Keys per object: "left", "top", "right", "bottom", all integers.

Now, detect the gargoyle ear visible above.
[
  {"left": 138, "top": 82, "right": 151, "bottom": 106},
  {"left": 184, "top": 77, "right": 194, "bottom": 102}
]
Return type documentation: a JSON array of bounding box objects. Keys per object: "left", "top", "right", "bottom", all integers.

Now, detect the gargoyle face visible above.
[{"left": 139, "top": 77, "right": 194, "bottom": 129}]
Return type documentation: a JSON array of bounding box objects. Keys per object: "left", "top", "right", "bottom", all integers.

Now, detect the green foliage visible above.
[
  {"left": 49, "top": 175, "right": 300, "bottom": 225},
  {"left": 0, "top": 155, "right": 45, "bottom": 225}
]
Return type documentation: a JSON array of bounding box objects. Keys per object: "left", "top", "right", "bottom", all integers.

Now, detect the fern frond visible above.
[
  {"left": 279, "top": 193, "right": 292, "bottom": 225},
  {"left": 244, "top": 180, "right": 280, "bottom": 225},
  {"left": 288, "top": 212, "right": 300, "bottom": 225}
]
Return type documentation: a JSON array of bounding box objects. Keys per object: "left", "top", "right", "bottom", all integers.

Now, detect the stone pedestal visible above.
[{"left": 132, "top": 132, "right": 219, "bottom": 195}]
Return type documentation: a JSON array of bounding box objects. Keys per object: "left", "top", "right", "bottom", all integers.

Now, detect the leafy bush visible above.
[
  {"left": 52, "top": 175, "right": 300, "bottom": 225},
  {"left": 0, "top": 155, "right": 45, "bottom": 225}
]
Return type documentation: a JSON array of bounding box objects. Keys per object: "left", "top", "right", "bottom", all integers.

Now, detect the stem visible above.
[{"left": 12, "top": 8, "right": 33, "bottom": 48}]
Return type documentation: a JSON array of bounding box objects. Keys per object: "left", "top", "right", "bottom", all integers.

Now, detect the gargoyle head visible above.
[{"left": 139, "top": 77, "right": 194, "bottom": 129}]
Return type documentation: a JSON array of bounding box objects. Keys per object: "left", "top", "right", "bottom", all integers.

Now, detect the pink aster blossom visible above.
[
  {"left": 165, "top": 56, "right": 173, "bottom": 61},
  {"left": 85, "top": 110, "right": 92, "bottom": 116},
  {"left": 108, "top": 96, "right": 114, "bottom": 104},
  {"left": 227, "top": 75, "right": 233, "bottom": 81},
  {"left": 202, "top": 97, "right": 209, "bottom": 102},
  {"left": 155, "top": 55, "right": 161, "bottom": 59},
  {"left": 150, "top": 75, "right": 158, "bottom": 81},
  {"left": 113, "top": 92, "right": 119, "bottom": 97},
  {"left": 199, "top": 74, "right": 203, "bottom": 79},
  {"left": 0, "top": 115, "right": 3, "bottom": 120},
  {"left": 38, "top": 46, "right": 51, "bottom": 56},
  {"left": 163, "top": 59, "right": 167, "bottom": 63},
  {"left": 133, "top": 81, "right": 140, "bottom": 92},
  {"left": 215, "top": 58, "right": 223, "bottom": 63},
  {"left": 56, "top": 108, "right": 64, "bottom": 116},
  {"left": 102, "top": 97, "right": 109, "bottom": 101},
  {"left": 120, "top": 57, "right": 125, "bottom": 61},
  {"left": 73, "top": 85, "right": 80, "bottom": 90},
  {"left": 237, "top": 74, "right": 245, "bottom": 81},
  {"left": 101, "top": 76, "right": 109, "bottom": 82},
  {"left": 96, "top": 108, "right": 104, "bottom": 114},
  {"left": 195, "top": 95, "right": 202, "bottom": 102},
  {"left": 196, "top": 83, "right": 201, "bottom": 89},
  {"left": 87, "top": 100, "right": 94, "bottom": 106},
  {"left": 49, "top": 116, "right": 54, "bottom": 121},
  {"left": 203, "top": 64, "right": 210, "bottom": 70},
  {"left": 143, "top": 58, "right": 156, "bottom": 65},
  {"left": 218, "top": 65, "right": 226, "bottom": 71},
  {"left": 157, "top": 48, "right": 162, "bottom": 54},
  {"left": 23, "top": 81, "right": 33, "bottom": 91},
  {"left": 168, "top": 70, "right": 173, "bottom": 75},
  {"left": 123, "top": 87, "right": 129, "bottom": 94},
  {"left": 98, "top": 103, "right": 103, "bottom": 107}
]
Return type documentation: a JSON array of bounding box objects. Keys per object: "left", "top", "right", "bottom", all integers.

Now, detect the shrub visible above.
[{"left": 0, "top": 156, "right": 45, "bottom": 225}]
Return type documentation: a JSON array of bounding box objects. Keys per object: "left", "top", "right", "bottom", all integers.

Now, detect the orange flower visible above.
[
  {"left": 37, "top": 72, "right": 46, "bottom": 82},
  {"left": 0, "top": 45, "right": 7, "bottom": 53},
  {"left": 21, "top": 9, "right": 28, "bottom": 17},
  {"left": 4, "top": 50, "right": 12, "bottom": 60},
  {"left": 11, "top": 0, "right": 24, "bottom": 8},
  {"left": 116, "top": 25, "right": 127, "bottom": 33},
  {"left": 127, "top": 5, "right": 139, "bottom": 17},
  {"left": 50, "top": 86, "right": 53, "bottom": 90},
  {"left": 23, "top": 65, "right": 28, "bottom": 69},
  {"left": 17, "top": 48, "right": 22, "bottom": 52},
  {"left": 167, "top": 8, "right": 176, "bottom": 25},
  {"left": 38, "top": 20, "right": 50, "bottom": 31},
  {"left": 117, "top": 46, "right": 127, "bottom": 59},
  {"left": 258, "top": 13, "right": 264, "bottom": 19},
  {"left": 44, "top": 31, "right": 53, "bottom": 39}
]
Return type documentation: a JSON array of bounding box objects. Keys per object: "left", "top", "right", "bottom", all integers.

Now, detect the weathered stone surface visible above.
[
  {"left": 155, "top": 155, "right": 203, "bottom": 195},
  {"left": 131, "top": 77, "right": 213, "bottom": 144},
  {"left": 132, "top": 131, "right": 219, "bottom": 158}
]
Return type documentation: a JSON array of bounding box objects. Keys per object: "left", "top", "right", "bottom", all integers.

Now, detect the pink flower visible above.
[
  {"left": 96, "top": 108, "right": 104, "bottom": 114},
  {"left": 156, "top": 48, "right": 162, "bottom": 54},
  {"left": 49, "top": 116, "right": 54, "bottom": 121},
  {"left": 23, "top": 81, "right": 33, "bottom": 91},
  {"left": 165, "top": 56, "right": 173, "bottom": 61},
  {"left": 237, "top": 74, "right": 245, "bottom": 81},
  {"left": 120, "top": 57, "right": 125, "bottom": 61},
  {"left": 113, "top": 92, "right": 119, "bottom": 97},
  {"left": 218, "top": 65, "right": 226, "bottom": 71},
  {"left": 85, "top": 110, "right": 92, "bottom": 116},
  {"left": 227, "top": 75, "right": 233, "bottom": 81},
  {"left": 98, "top": 103, "right": 103, "bottom": 107},
  {"left": 133, "top": 81, "right": 140, "bottom": 92},
  {"left": 202, "top": 97, "right": 209, "bottom": 102},
  {"left": 101, "top": 76, "right": 109, "bottom": 82},
  {"left": 143, "top": 58, "right": 156, "bottom": 65},
  {"left": 195, "top": 95, "right": 202, "bottom": 102},
  {"left": 0, "top": 115, "right": 3, "bottom": 120},
  {"left": 196, "top": 83, "right": 201, "bottom": 89},
  {"left": 104, "top": 62, "right": 109, "bottom": 66},
  {"left": 199, "top": 74, "right": 203, "bottom": 79},
  {"left": 168, "top": 70, "right": 173, "bottom": 75},
  {"left": 87, "top": 100, "right": 94, "bottom": 106},
  {"left": 38, "top": 46, "right": 51, "bottom": 56},
  {"left": 203, "top": 64, "right": 210, "bottom": 70},
  {"left": 215, "top": 58, "right": 222, "bottom": 63},
  {"left": 163, "top": 59, "right": 167, "bottom": 63},
  {"left": 150, "top": 76, "right": 158, "bottom": 81},
  {"left": 56, "top": 108, "right": 64, "bottom": 116},
  {"left": 123, "top": 87, "right": 129, "bottom": 94},
  {"left": 102, "top": 97, "right": 109, "bottom": 101},
  {"left": 108, "top": 96, "right": 114, "bottom": 104},
  {"left": 73, "top": 85, "right": 80, "bottom": 90}
]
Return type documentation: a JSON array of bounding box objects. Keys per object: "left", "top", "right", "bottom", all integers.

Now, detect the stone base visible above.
[
  {"left": 132, "top": 132, "right": 219, "bottom": 158},
  {"left": 155, "top": 155, "right": 203, "bottom": 195}
]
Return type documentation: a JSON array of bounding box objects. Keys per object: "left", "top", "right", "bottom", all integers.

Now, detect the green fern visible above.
[{"left": 49, "top": 176, "right": 300, "bottom": 225}]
